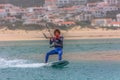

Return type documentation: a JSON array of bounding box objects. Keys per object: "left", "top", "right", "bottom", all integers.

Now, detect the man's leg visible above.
[
  {"left": 45, "top": 49, "right": 56, "bottom": 63},
  {"left": 58, "top": 50, "right": 63, "bottom": 61}
]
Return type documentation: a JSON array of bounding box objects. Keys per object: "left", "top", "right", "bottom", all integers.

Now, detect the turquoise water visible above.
[{"left": 0, "top": 39, "right": 120, "bottom": 80}]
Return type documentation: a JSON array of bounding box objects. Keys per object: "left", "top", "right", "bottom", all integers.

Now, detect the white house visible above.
[
  {"left": 110, "top": 22, "right": 120, "bottom": 27},
  {"left": 0, "top": 4, "right": 23, "bottom": 16},
  {"left": 44, "top": 0, "right": 57, "bottom": 10},
  {"left": 75, "top": 12, "right": 93, "bottom": 21},
  {"left": 104, "top": 0, "right": 118, "bottom": 5},
  {"left": 116, "top": 14, "right": 120, "bottom": 22},
  {"left": 26, "top": 7, "right": 43, "bottom": 13},
  {"left": 5, "top": 16, "right": 17, "bottom": 23},
  {"left": 91, "top": 10, "right": 106, "bottom": 18},
  {"left": 23, "top": 19, "right": 40, "bottom": 24},
  {"left": 89, "top": 6, "right": 118, "bottom": 18},
  {"left": 71, "top": 0, "right": 87, "bottom": 5},
  {"left": 91, "top": 18, "right": 112, "bottom": 26},
  {"left": 45, "top": 0, "right": 87, "bottom": 8},
  {"left": 0, "top": 9, "right": 7, "bottom": 18},
  {"left": 56, "top": 0, "right": 71, "bottom": 7},
  {"left": 102, "top": 6, "right": 118, "bottom": 12}
]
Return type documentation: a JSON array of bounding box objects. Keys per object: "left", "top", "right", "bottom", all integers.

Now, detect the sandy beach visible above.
[{"left": 0, "top": 27, "right": 120, "bottom": 41}]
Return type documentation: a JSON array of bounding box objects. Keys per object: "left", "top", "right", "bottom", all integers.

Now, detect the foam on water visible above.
[{"left": 0, "top": 58, "right": 47, "bottom": 68}]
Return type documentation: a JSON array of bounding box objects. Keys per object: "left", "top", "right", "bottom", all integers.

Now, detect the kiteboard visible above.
[{"left": 51, "top": 60, "right": 69, "bottom": 68}]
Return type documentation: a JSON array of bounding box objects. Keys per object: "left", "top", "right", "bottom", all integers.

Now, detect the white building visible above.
[
  {"left": 0, "top": 4, "right": 23, "bottom": 16},
  {"left": 75, "top": 12, "right": 93, "bottom": 21},
  {"left": 102, "top": 6, "right": 118, "bottom": 12},
  {"left": 45, "top": 0, "right": 72, "bottom": 9},
  {"left": 116, "top": 14, "right": 120, "bottom": 22},
  {"left": 45, "top": 0, "right": 87, "bottom": 8},
  {"left": 0, "top": 9, "right": 7, "bottom": 18},
  {"left": 104, "top": 0, "right": 118, "bottom": 5},
  {"left": 72, "top": 0, "right": 87, "bottom": 5},
  {"left": 91, "top": 18, "right": 112, "bottom": 26},
  {"left": 57, "top": 0, "right": 87, "bottom": 7},
  {"left": 57, "top": 0, "right": 71, "bottom": 7},
  {"left": 110, "top": 22, "right": 120, "bottom": 27},
  {"left": 23, "top": 19, "right": 40, "bottom": 24},
  {"left": 92, "top": 10, "right": 106, "bottom": 18},
  {"left": 44, "top": 0, "right": 57, "bottom": 10},
  {"left": 26, "top": 7, "right": 43, "bottom": 13}
]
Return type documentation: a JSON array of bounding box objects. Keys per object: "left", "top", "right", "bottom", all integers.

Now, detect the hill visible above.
[
  {"left": 87, "top": 0, "right": 103, "bottom": 3},
  {"left": 0, "top": 0, "right": 104, "bottom": 7},
  {"left": 0, "top": 0, "right": 44, "bottom": 7}
]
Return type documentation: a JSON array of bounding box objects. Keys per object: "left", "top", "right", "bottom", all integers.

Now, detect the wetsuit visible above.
[{"left": 45, "top": 36, "right": 63, "bottom": 63}]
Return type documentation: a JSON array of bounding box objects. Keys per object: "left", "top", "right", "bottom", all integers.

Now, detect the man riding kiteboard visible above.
[{"left": 45, "top": 29, "right": 63, "bottom": 63}]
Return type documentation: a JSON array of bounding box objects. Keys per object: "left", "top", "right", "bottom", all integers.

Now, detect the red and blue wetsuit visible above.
[{"left": 45, "top": 36, "right": 63, "bottom": 63}]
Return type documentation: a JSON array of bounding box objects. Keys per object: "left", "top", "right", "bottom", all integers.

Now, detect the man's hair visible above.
[{"left": 54, "top": 29, "right": 61, "bottom": 35}]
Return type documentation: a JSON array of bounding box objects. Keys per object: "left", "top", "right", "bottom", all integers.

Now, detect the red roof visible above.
[
  {"left": 60, "top": 21, "right": 75, "bottom": 25},
  {"left": 111, "top": 22, "right": 120, "bottom": 25},
  {"left": 0, "top": 9, "right": 5, "bottom": 12}
]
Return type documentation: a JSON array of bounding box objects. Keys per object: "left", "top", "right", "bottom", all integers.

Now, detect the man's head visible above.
[{"left": 54, "top": 29, "right": 61, "bottom": 37}]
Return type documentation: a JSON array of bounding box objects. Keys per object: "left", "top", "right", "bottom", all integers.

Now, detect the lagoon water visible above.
[{"left": 0, "top": 39, "right": 120, "bottom": 80}]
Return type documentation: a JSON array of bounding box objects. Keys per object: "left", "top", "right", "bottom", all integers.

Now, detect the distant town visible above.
[{"left": 0, "top": 0, "right": 120, "bottom": 30}]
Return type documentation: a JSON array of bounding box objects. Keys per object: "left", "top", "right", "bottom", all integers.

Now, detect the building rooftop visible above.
[{"left": 111, "top": 22, "right": 120, "bottom": 24}]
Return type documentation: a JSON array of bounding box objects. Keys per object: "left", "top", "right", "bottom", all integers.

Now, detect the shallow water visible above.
[
  {"left": 0, "top": 39, "right": 120, "bottom": 80},
  {"left": 1, "top": 61, "right": 120, "bottom": 80}
]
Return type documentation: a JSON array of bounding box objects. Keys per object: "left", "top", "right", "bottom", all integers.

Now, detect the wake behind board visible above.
[{"left": 51, "top": 60, "right": 69, "bottom": 68}]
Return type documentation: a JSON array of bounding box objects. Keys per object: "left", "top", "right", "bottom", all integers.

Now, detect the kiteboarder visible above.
[{"left": 45, "top": 29, "right": 63, "bottom": 63}]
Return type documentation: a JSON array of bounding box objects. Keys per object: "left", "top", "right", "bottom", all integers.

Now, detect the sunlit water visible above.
[{"left": 0, "top": 39, "right": 120, "bottom": 80}]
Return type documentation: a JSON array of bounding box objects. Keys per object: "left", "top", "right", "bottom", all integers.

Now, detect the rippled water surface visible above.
[{"left": 0, "top": 39, "right": 120, "bottom": 80}]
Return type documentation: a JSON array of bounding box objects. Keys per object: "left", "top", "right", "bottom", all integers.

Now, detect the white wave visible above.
[
  {"left": 11, "top": 63, "right": 47, "bottom": 68},
  {"left": 0, "top": 58, "right": 48, "bottom": 68}
]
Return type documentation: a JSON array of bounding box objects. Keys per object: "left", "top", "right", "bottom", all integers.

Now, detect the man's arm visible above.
[{"left": 49, "top": 37, "right": 54, "bottom": 45}]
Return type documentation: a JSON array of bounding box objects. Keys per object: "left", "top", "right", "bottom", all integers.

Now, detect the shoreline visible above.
[
  {"left": 0, "top": 36, "right": 120, "bottom": 41},
  {"left": 0, "top": 28, "right": 120, "bottom": 41}
]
